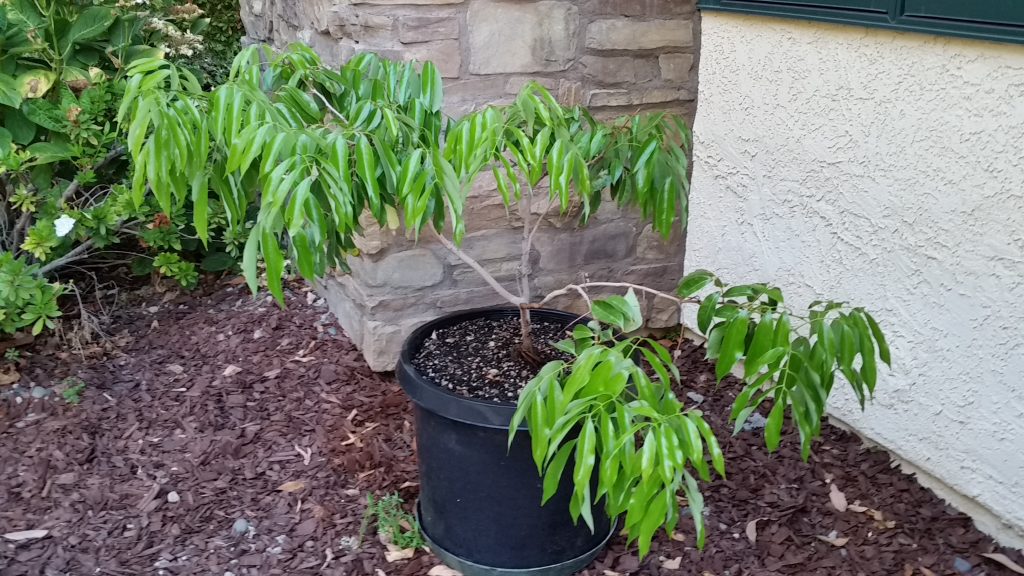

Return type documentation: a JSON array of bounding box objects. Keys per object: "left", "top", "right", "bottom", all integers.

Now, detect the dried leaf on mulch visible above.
[
  {"left": 984, "top": 553, "right": 1024, "bottom": 574},
  {"left": 815, "top": 532, "right": 850, "bottom": 547},
  {"left": 828, "top": 483, "right": 848, "bottom": 512},
  {"left": 277, "top": 480, "right": 306, "bottom": 493},
  {"left": 745, "top": 518, "right": 762, "bottom": 544},
  {"left": 2, "top": 530, "right": 48, "bottom": 541},
  {"left": 661, "top": 556, "right": 682, "bottom": 570}
]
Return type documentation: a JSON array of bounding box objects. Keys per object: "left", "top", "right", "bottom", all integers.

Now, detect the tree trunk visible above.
[{"left": 517, "top": 303, "right": 542, "bottom": 367}]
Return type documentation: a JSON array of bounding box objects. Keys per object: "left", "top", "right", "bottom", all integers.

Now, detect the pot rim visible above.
[{"left": 397, "top": 306, "right": 587, "bottom": 430}]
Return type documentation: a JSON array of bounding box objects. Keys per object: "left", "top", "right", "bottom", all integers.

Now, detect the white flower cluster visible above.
[{"left": 146, "top": 18, "right": 205, "bottom": 56}]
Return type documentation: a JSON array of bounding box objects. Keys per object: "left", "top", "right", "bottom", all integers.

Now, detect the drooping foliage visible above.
[{"left": 119, "top": 43, "right": 691, "bottom": 303}]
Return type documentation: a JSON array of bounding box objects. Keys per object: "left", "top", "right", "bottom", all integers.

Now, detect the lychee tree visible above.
[{"left": 121, "top": 44, "right": 890, "bottom": 557}]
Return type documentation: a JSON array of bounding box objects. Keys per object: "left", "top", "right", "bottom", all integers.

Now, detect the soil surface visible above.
[
  {"left": 412, "top": 315, "right": 571, "bottom": 402},
  {"left": 1, "top": 281, "right": 1022, "bottom": 576}
]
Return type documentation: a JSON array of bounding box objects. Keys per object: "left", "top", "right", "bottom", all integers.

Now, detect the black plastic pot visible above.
[{"left": 398, "top": 307, "right": 613, "bottom": 576}]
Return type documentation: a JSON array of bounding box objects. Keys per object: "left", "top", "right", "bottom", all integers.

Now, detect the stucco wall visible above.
[{"left": 687, "top": 12, "right": 1024, "bottom": 547}]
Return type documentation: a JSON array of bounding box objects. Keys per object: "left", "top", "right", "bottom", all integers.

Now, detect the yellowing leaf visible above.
[
  {"left": 277, "top": 481, "right": 305, "bottom": 493},
  {"left": 829, "top": 483, "right": 848, "bottom": 512},
  {"left": 16, "top": 71, "right": 56, "bottom": 99}
]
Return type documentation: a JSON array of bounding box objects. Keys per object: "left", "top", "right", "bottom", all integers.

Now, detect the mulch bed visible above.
[{"left": 1, "top": 281, "right": 1022, "bottom": 576}]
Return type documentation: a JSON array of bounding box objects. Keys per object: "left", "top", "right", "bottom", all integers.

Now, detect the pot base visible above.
[{"left": 417, "top": 501, "right": 615, "bottom": 576}]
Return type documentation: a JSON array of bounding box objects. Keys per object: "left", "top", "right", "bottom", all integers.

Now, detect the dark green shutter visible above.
[
  {"left": 902, "top": 1, "right": 1024, "bottom": 27},
  {"left": 740, "top": 0, "right": 888, "bottom": 12},
  {"left": 700, "top": 0, "right": 1024, "bottom": 44}
]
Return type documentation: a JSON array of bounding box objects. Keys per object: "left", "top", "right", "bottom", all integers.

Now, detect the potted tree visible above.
[{"left": 122, "top": 45, "right": 890, "bottom": 575}]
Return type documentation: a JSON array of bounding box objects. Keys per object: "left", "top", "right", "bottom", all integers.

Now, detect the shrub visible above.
[{"left": 0, "top": 0, "right": 234, "bottom": 337}]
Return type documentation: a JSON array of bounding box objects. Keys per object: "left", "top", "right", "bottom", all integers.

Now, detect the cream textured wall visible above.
[{"left": 687, "top": 12, "right": 1024, "bottom": 547}]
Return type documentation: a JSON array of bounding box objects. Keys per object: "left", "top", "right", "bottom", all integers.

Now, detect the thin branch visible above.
[
  {"left": 310, "top": 89, "right": 348, "bottom": 124},
  {"left": 10, "top": 210, "right": 32, "bottom": 252},
  {"left": 37, "top": 239, "right": 95, "bottom": 276},
  {"left": 60, "top": 146, "right": 126, "bottom": 205},
  {"left": 430, "top": 226, "right": 523, "bottom": 306},
  {"left": 518, "top": 186, "right": 533, "bottom": 302},
  {"left": 537, "top": 282, "right": 698, "bottom": 308},
  {"left": 533, "top": 283, "right": 593, "bottom": 311}
]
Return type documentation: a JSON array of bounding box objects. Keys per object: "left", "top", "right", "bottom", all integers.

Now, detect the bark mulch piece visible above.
[{"left": 1, "top": 283, "right": 1022, "bottom": 575}]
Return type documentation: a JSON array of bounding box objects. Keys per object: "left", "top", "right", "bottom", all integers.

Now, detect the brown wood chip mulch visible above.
[{"left": 1, "top": 282, "right": 1022, "bottom": 576}]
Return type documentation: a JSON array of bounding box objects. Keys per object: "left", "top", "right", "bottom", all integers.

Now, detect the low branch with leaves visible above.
[{"left": 512, "top": 272, "right": 890, "bottom": 557}]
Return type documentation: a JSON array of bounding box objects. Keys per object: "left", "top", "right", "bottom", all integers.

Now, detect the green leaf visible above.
[
  {"left": 591, "top": 299, "right": 624, "bottom": 330},
  {"left": 705, "top": 321, "right": 725, "bottom": 360},
  {"left": 67, "top": 7, "right": 116, "bottom": 46},
  {"left": 241, "top": 223, "right": 261, "bottom": 294},
  {"left": 591, "top": 291, "right": 642, "bottom": 332},
  {"left": 573, "top": 417, "right": 597, "bottom": 532},
  {"left": 691, "top": 413, "right": 725, "bottom": 477},
  {"left": 683, "top": 471, "right": 706, "bottom": 549},
  {"left": 419, "top": 62, "right": 443, "bottom": 113},
  {"left": 192, "top": 173, "right": 209, "bottom": 244},
  {"left": 640, "top": 347, "right": 671, "bottom": 388},
  {"left": 542, "top": 439, "right": 576, "bottom": 505},
  {"left": 0, "top": 74, "right": 21, "bottom": 108},
  {"left": 744, "top": 314, "right": 775, "bottom": 379},
  {"left": 639, "top": 428, "right": 657, "bottom": 481},
  {"left": 0, "top": 127, "right": 11, "bottom": 157},
  {"left": 697, "top": 291, "right": 720, "bottom": 334},
  {"left": 4, "top": 108, "right": 35, "bottom": 145},
  {"left": 636, "top": 487, "right": 669, "bottom": 558},
  {"left": 765, "top": 393, "right": 786, "bottom": 452},
  {"left": 355, "top": 134, "right": 381, "bottom": 214},
  {"left": 262, "top": 228, "right": 285, "bottom": 305},
  {"left": 732, "top": 406, "right": 756, "bottom": 436},
  {"left": 716, "top": 311, "right": 750, "bottom": 382},
  {"left": 863, "top": 311, "right": 891, "bottom": 367},
  {"left": 677, "top": 269, "right": 717, "bottom": 297},
  {"left": 25, "top": 142, "right": 74, "bottom": 165}
]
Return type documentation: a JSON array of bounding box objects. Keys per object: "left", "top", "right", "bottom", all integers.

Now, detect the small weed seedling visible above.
[
  {"left": 360, "top": 492, "right": 426, "bottom": 550},
  {"left": 4, "top": 348, "right": 20, "bottom": 363},
  {"left": 60, "top": 377, "right": 87, "bottom": 405}
]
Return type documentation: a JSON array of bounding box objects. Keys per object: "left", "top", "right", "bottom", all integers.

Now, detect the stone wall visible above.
[
  {"left": 239, "top": 0, "right": 700, "bottom": 370},
  {"left": 241, "top": 0, "right": 699, "bottom": 116}
]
